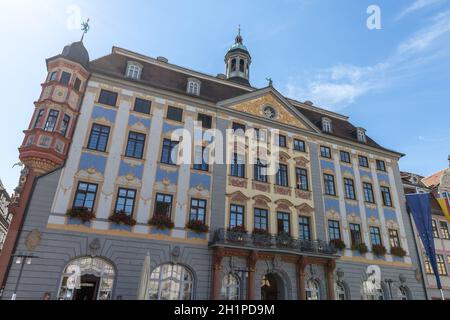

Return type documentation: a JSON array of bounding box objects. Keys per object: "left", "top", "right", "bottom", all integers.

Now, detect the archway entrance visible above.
[
  {"left": 261, "top": 273, "right": 285, "bottom": 300},
  {"left": 73, "top": 274, "right": 100, "bottom": 301}
]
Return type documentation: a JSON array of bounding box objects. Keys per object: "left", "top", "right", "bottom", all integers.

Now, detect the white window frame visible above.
[
  {"left": 126, "top": 61, "right": 143, "bottom": 80},
  {"left": 357, "top": 128, "right": 367, "bottom": 143},
  {"left": 221, "top": 273, "right": 240, "bottom": 300},
  {"left": 187, "top": 78, "right": 201, "bottom": 96},
  {"left": 322, "top": 118, "right": 332, "bottom": 133}
]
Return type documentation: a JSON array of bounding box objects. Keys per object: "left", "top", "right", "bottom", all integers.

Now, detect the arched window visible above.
[
  {"left": 221, "top": 273, "right": 240, "bottom": 300},
  {"left": 231, "top": 58, "right": 237, "bottom": 72},
  {"left": 322, "top": 118, "right": 332, "bottom": 133},
  {"left": 335, "top": 282, "right": 347, "bottom": 300},
  {"left": 187, "top": 78, "right": 201, "bottom": 96},
  {"left": 306, "top": 279, "right": 321, "bottom": 300},
  {"left": 239, "top": 59, "right": 245, "bottom": 72},
  {"left": 148, "top": 264, "right": 194, "bottom": 300},
  {"left": 362, "top": 282, "right": 386, "bottom": 300},
  {"left": 357, "top": 128, "right": 367, "bottom": 143},
  {"left": 57, "top": 257, "right": 115, "bottom": 300},
  {"left": 126, "top": 62, "right": 142, "bottom": 80}
]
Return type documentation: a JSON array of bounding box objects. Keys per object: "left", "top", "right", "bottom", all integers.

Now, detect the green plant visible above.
[
  {"left": 390, "top": 246, "right": 407, "bottom": 257},
  {"left": 372, "top": 244, "right": 387, "bottom": 256},
  {"left": 330, "top": 239, "right": 346, "bottom": 251},
  {"left": 149, "top": 213, "right": 174, "bottom": 230},
  {"left": 66, "top": 207, "right": 95, "bottom": 223},
  {"left": 186, "top": 220, "right": 209, "bottom": 233},
  {"left": 351, "top": 242, "right": 368, "bottom": 254},
  {"left": 252, "top": 228, "right": 270, "bottom": 236},
  {"left": 228, "top": 225, "right": 247, "bottom": 234},
  {"left": 109, "top": 210, "right": 137, "bottom": 226}
]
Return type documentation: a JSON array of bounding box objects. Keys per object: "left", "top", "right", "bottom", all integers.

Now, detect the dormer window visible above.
[
  {"left": 322, "top": 118, "right": 332, "bottom": 133},
  {"left": 187, "top": 78, "right": 201, "bottom": 96},
  {"left": 126, "top": 61, "right": 142, "bottom": 80},
  {"left": 357, "top": 128, "right": 367, "bottom": 143}
]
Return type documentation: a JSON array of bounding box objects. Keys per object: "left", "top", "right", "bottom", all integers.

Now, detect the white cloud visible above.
[
  {"left": 285, "top": 10, "right": 450, "bottom": 111},
  {"left": 396, "top": 0, "right": 446, "bottom": 20}
]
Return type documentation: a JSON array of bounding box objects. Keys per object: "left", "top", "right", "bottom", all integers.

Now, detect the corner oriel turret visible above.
[
  {"left": 225, "top": 26, "right": 251, "bottom": 86},
  {"left": 19, "top": 40, "right": 90, "bottom": 175}
]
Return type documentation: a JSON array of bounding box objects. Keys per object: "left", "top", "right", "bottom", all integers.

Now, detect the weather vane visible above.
[
  {"left": 81, "top": 18, "right": 90, "bottom": 42},
  {"left": 266, "top": 77, "right": 273, "bottom": 87}
]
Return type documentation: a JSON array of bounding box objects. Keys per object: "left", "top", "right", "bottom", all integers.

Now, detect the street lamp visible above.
[{"left": 11, "top": 253, "right": 38, "bottom": 300}]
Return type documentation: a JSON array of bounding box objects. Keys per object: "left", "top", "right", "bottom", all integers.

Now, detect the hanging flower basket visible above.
[
  {"left": 372, "top": 244, "right": 387, "bottom": 256},
  {"left": 66, "top": 207, "right": 95, "bottom": 223},
  {"left": 330, "top": 239, "right": 346, "bottom": 251},
  {"left": 109, "top": 210, "right": 137, "bottom": 226},
  {"left": 390, "top": 246, "right": 407, "bottom": 257},
  {"left": 351, "top": 242, "right": 368, "bottom": 254},
  {"left": 149, "top": 213, "right": 174, "bottom": 230},
  {"left": 186, "top": 220, "right": 209, "bottom": 233}
]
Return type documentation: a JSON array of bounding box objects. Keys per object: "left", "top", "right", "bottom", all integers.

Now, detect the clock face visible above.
[{"left": 263, "top": 106, "right": 276, "bottom": 119}]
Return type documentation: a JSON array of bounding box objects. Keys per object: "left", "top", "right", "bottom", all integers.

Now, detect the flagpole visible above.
[{"left": 440, "top": 289, "right": 445, "bottom": 300}]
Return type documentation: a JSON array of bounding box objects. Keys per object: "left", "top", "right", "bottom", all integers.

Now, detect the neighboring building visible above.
[
  {"left": 422, "top": 157, "right": 450, "bottom": 199},
  {"left": 0, "top": 180, "right": 11, "bottom": 251},
  {"left": 0, "top": 30, "right": 425, "bottom": 300}
]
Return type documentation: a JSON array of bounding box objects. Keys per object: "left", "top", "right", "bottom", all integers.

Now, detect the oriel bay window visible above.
[
  {"left": 125, "top": 131, "right": 146, "bottom": 159},
  {"left": 344, "top": 178, "right": 356, "bottom": 200},
  {"left": 229, "top": 205, "right": 244, "bottom": 229},
  {"left": 87, "top": 124, "right": 110, "bottom": 152},
  {"left": 155, "top": 193, "right": 173, "bottom": 217},
  {"left": 254, "top": 159, "right": 268, "bottom": 183},
  {"left": 276, "top": 164, "right": 289, "bottom": 187},
  {"left": 60, "top": 114, "right": 71, "bottom": 136},
  {"left": 161, "top": 139, "right": 179, "bottom": 165},
  {"left": 59, "top": 71, "right": 71, "bottom": 85},
  {"left": 189, "top": 199, "right": 206, "bottom": 223},
  {"left": 324, "top": 174, "right": 336, "bottom": 196},
  {"left": 349, "top": 223, "right": 362, "bottom": 247},
  {"left": 230, "top": 153, "right": 245, "bottom": 178},
  {"left": 114, "top": 188, "right": 136, "bottom": 216},
  {"left": 254, "top": 208, "right": 268, "bottom": 231},
  {"left": 296, "top": 168, "right": 309, "bottom": 191},
  {"left": 380, "top": 186, "right": 393, "bottom": 207},
  {"left": 44, "top": 109, "right": 59, "bottom": 132},
  {"left": 298, "top": 216, "right": 311, "bottom": 241},
  {"left": 328, "top": 220, "right": 341, "bottom": 241},
  {"left": 73, "top": 182, "right": 98, "bottom": 212},
  {"left": 363, "top": 182, "right": 375, "bottom": 203},
  {"left": 277, "top": 212, "right": 291, "bottom": 235},
  {"left": 369, "top": 226, "right": 382, "bottom": 246},
  {"left": 33, "top": 109, "right": 44, "bottom": 128}
]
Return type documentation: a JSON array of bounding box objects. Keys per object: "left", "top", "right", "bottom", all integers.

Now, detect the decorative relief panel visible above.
[
  {"left": 295, "top": 190, "right": 312, "bottom": 200},
  {"left": 252, "top": 181, "right": 270, "bottom": 193},
  {"left": 229, "top": 177, "right": 247, "bottom": 188},
  {"left": 274, "top": 185, "right": 292, "bottom": 196},
  {"left": 294, "top": 156, "right": 310, "bottom": 168}
]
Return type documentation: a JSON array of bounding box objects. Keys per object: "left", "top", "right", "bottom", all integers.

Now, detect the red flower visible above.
[
  {"left": 108, "top": 210, "right": 137, "bottom": 226},
  {"left": 149, "top": 213, "right": 174, "bottom": 230}
]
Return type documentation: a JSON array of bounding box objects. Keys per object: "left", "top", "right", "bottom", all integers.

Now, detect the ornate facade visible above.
[
  {"left": 0, "top": 31, "right": 426, "bottom": 300},
  {"left": 0, "top": 180, "right": 11, "bottom": 251}
]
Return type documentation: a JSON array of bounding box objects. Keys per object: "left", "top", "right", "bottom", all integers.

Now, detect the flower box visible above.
[
  {"left": 108, "top": 210, "right": 137, "bottom": 226},
  {"left": 372, "top": 244, "right": 387, "bottom": 256},
  {"left": 186, "top": 220, "right": 209, "bottom": 234},
  {"left": 252, "top": 229, "right": 272, "bottom": 247},
  {"left": 149, "top": 213, "right": 174, "bottom": 230},
  {"left": 390, "top": 246, "right": 407, "bottom": 257},
  {"left": 351, "top": 242, "right": 368, "bottom": 254},
  {"left": 226, "top": 226, "right": 247, "bottom": 242},
  {"left": 66, "top": 207, "right": 95, "bottom": 223},
  {"left": 330, "top": 239, "right": 346, "bottom": 251}
]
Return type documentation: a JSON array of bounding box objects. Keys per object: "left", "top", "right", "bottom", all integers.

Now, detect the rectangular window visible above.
[
  {"left": 432, "top": 220, "right": 440, "bottom": 238},
  {"left": 254, "top": 208, "right": 268, "bottom": 231},
  {"left": 358, "top": 155, "right": 369, "bottom": 168},
  {"left": 277, "top": 135, "right": 287, "bottom": 148},
  {"left": 60, "top": 114, "right": 71, "bottom": 136},
  {"left": 74, "top": 78, "right": 82, "bottom": 91},
  {"left": 49, "top": 71, "right": 58, "bottom": 81},
  {"left": 193, "top": 146, "right": 209, "bottom": 171},
  {"left": 60, "top": 71, "right": 71, "bottom": 85},
  {"left": 298, "top": 216, "right": 311, "bottom": 241},
  {"left": 254, "top": 159, "right": 268, "bottom": 183},
  {"left": 230, "top": 153, "right": 245, "bottom": 178},
  {"left": 340, "top": 151, "right": 351, "bottom": 163},
  {"left": 232, "top": 122, "right": 246, "bottom": 135},
  {"left": 125, "top": 131, "right": 146, "bottom": 159},
  {"left": 230, "top": 204, "right": 244, "bottom": 229},
  {"left": 294, "top": 139, "right": 306, "bottom": 152},
  {"left": 72, "top": 182, "right": 98, "bottom": 212},
  {"left": 33, "top": 109, "right": 45, "bottom": 128},
  {"left": 380, "top": 186, "right": 393, "bottom": 207},
  {"left": 363, "top": 183, "right": 375, "bottom": 203},
  {"left": 369, "top": 226, "right": 382, "bottom": 246},
  {"left": 437, "top": 255, "right": 447, "bottom": 276},
  {"left": 161, "top": 139, "right": 179, "bottom": 165},
  {"left": 389, "top": 229, "right": 401, "bottom": 248},
  {"left": 114, "top": 188, "right": 136, "bottom": 216},
  {"left": 98, "top": 89, "right": 118, "bottom": 106},
  {"left": 44, "top": 109, "right": 59, "bottom": 132},
  {"left": 189, "top": 198, "right": 206, "bottom": 223},
  {"left": 324, "top": 174, "right": 336, "bottom": 196},
  {"left": 344, "top": 178, "right": 356, "bottom": 200},
  {"left": 424, "top": 258, "right": 433, "bottom": 274},
  {"left": 87, "top": 124, "right": 110, "bottom": 152},
  {"left": 154, "top": 193, "right": 173, "bottom": 217},
  {"left": 134, "top": 98, "right": 151, "bottom": 114},
  {"left": 276, "top": 164, "right": 289, "bottom": 187},
  {"left": 376, "top": 160, "right": 386, "bottom": 172},
  {"left": 197, "top": 113, "right": 212, "bottom": 129},
  {"left": 320, "top": 146, "right": 332, "bottom": 158},
  {"left": 296, "top": 168, "right": 309, "bottom": 191},
  {"left": 277, "top": 212, "right": 291, "bottom": 235},
  {"left": 440, "top": 221, "right": 450, "bottom": 240},
  {"left": 349, "top": 223, "right": 362, "bottom": 247},
  {"left": 328, "top": 220, "right": 341, "bottom": 241},
  {"left": 167, "top": 106, "right": 183, "bottom": 122}
]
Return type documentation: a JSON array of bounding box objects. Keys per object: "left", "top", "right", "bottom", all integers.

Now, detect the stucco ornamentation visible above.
[
  {"left": 274, "top": 186, "right": 292, "bottom": 196},
  {"left": 295, "top": 190, "right": 312, "bottom": 200},
  {"left": 25, "top": 229, "right": 42, "bottom": 251},
  {"left": 294, "top": 156, "right": 310, "bottom": 168}
]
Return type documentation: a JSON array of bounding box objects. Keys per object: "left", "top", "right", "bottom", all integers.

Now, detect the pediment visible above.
[{"left": 217, "top": 87, "right": 319, "bottom": 133}]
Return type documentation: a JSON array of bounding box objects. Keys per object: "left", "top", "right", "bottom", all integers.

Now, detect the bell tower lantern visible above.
[{"left": 225, "top": 26, "right": 251, "bottom": 86}]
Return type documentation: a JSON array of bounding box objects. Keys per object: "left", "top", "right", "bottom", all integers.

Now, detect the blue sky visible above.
[{"left": 0, "top": 0, "right": 449, "bottom": 192}]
